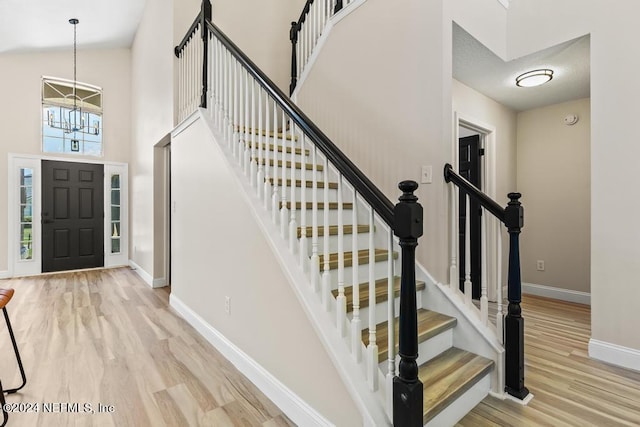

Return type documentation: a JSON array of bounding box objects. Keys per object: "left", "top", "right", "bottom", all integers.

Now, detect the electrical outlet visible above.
[
  {"left": 421, "top": 165, "right": 433, "bottom": 184},
  {"left": 536, "top": 260, "right": 545, "bottom": 271},
  {"left": 225, "top": 296, "right": 231, "bottom": 314}
]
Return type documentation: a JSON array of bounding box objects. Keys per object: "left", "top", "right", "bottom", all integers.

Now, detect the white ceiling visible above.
[
  {"left": 0, "top": 0, "right": 147, "bottom": 54},
  {"left": 453, "top": 23, "right": 590, "bottom": 112}
]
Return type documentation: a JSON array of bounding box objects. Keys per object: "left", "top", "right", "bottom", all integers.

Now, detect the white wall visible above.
[
  {"left": 130, "top": 0, "right": 174, "bottom": 280},
  {"left": 170, "top": 116, "right": 361, "bottom": 426},
  {"left": 508, "top": 0, "right": 640, "bottom": 366},
  {"left": 173, "top": 0, "right": 306, "bottom": 98},
  {"left": 295, "top": 0, "right": 508, "bottom": 284},
  {"left": 0, "top": 49, "right": 131, "bottom": 273},
  {"left": 517, "top": 98, "right": 591, "bottom": 294}
]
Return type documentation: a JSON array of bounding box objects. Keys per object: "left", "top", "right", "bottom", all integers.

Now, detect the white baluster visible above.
[
  {"left": 250, "top": 80, "right": 257, "bottom": 185},
  {"left": 238, "top": 67, "right": 244, "bottom": 163},
  {"left": 310, "top": 145, "right": 320, "bottom": 291},
  {"left": 264, "top": 92, "right": 272, "bottom": 210},
  {"left": 464, "top": 194, "right": 472, "bottom": 306},
  {"left": 322, "top": 156, "right": 331, "bottom": 311},
  {"left": 299, "top": 134, "right": 308, "bottom": 271},
  {"left": 226, "top": 49, "right": 232, "bottom": 142},
  {"left": 233, "top": 62, "right": 240, "bottom": 160},
  {"left": 280, "top": 112, "right": 289, "bottom": 239},
  {"left": 257, "top": 87, "right": 265, "bottom": 197},
  {"left": 336, "top": 175, "right": 346, "bottom": 337},
  {"left": 367, "top": 206, "right": 378, "bottom": 391},
  {"left": 351, "top": 190, "right": 361, "bottom": 362},
  {"left": 450, "top": 179, "right": 459, "bottom": 291},
  {"left": 272, "top": 103, "right": 280, "bottom": 224},
  {"left": 481, "top": 208, "right": 489, "bottom": 325},
  {"left": 496, "top": 220, "right": 504, "bottom": 344},
  {"left": 289, "top": 125, "right": 298, "bottom": 253},
  {"left": 243, "top": 69, "right": 250, "bottom": 175},
  {"left": 386, "top": 229, "right": 395, "bottom": 416}
]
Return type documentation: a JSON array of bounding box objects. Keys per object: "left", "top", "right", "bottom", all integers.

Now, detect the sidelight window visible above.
[
  {"left": 19, "top": 168, "right": 34, "bottom": 261},
  {"left": 110, "top": 174, "right": 121, "bottom": 253}
]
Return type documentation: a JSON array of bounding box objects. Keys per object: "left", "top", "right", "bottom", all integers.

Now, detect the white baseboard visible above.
[
  {"left": 128, "top": 260, "right": 154, "bottom": 288},
  {"left": 589, "top": 339, "right": 640, "bottom": 372},
  {"left": 169, "top": 294, "right": 334, "bottom": 427},
  {"left": 522, "top": 282, "right": 590, "bottom": 305},
  {"left": 0, "top": 270, "right": 9, "bottom": 279},
  {"left": 152, "top": 277, "right": 168, "bottom": 288}
]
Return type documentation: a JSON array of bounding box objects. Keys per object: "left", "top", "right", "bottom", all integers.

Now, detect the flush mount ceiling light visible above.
[{"left": 515, "top": 69, "right": 554, "bottom": 87}]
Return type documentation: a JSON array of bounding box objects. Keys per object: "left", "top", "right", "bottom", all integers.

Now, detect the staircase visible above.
[
  {"left": 172, "top": 2, "right": 529, "bottom": 425},
  {"left": 226, "top": 127, "right": 494, "bottom": 425}
]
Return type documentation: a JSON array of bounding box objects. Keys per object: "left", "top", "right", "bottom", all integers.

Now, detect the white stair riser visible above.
[
  {"left": 424, "top": 373, "right": 490, "bottom": 427},
  {"left": 378, "top": 328, "right": 454, "bottom": 374},
  {"left": 282, "top": 208, "right": 356, "bottom": 225},
  {"left": 271, "top": 185, "right": 339, "bottom": 203},
  {"left": 262, "top": 167, "right": 324, "bottom": 181},
  {"left": 347, "top": 289, "right": 424, "bottom": 326},
  {"left": 299, "top": 231, "right": 372, "bottom": 257},
  {"left": 318, "top": 260, "right": 393, "bottom": 286}
]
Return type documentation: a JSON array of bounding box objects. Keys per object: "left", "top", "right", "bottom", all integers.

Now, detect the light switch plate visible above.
[{"left": 421, "top": 165, "right": 433, "bottom": 184}]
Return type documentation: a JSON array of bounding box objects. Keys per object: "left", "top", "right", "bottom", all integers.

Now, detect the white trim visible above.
[
  {"left": 522, "top": 282, "right": 591, "bottom": 305},
  {"left": 504, "top": 392, "right": 534, "bottom": 406},
  {"left": 169, "top": 294, "right": 334, "bottom": 427},
  {"left": 291, "top": 0, "right": 368, "bottom": 99},
  {"left": 152, "top": 278, "right": 167, "bottom": 288},
  {"left": 496, "top": 0, "right": 510, "bottom": 9},
  {"left": 128, "top": 259, "right": 154, "bottom": 287},
  {"left": 171, "top": 110, "right": 200, "bottom": 139},
  {"left": 589, "top": 339, "right": 640, "bottom": 372},
  {"left": 0, "top": 271, "right": 9, "bottom": 279}
]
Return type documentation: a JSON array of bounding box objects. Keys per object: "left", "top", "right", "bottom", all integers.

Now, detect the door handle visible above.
[{"left": 42, "top": 219, "right": 54, "bottom": 224}]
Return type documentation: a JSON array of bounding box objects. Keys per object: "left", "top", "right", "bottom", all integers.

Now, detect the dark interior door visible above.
[
  {"left": 42, "top": 160, "right": 104, "bottom": 272},
  {"left": 458, "top": 135, "right": 482, "bottom": 299}
]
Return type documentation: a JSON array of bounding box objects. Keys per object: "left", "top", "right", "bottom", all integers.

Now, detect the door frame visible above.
[
  {"left": 7, "top": 153, "right": 128, "bottom": 277},
  {"left": 452, "top": 112, "right": 500, "bottom": 301}
]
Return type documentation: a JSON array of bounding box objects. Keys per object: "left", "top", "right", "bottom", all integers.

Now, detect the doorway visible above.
[
  {"left": 41, "top": 160, "right": 104, "bottom": 272},
  {"left": 458, "top": 132, "right": 482, "bottom": 299}
]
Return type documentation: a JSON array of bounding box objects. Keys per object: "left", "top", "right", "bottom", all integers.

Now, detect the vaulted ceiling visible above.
[{"left": 0, "top": 0, "right": 146, "bottom": 53}]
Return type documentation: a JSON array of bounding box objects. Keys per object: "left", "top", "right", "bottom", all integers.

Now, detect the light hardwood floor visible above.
[
  {"left": 0, "top": 268, "right": 294, "bottom": 427},
  {"left": 2, "top": 269, "right": 640, "bottom": 426},
  {"left": 458, "top": 295, "right": 640, "bottom": 426}
]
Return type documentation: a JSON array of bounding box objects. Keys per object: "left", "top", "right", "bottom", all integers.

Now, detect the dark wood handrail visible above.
[
  {"left": 174, "top": 15, "right": 201, "bottom": 57},
  {"left": 443, "top": 163, "right": 505, "bottom": 223},
  {"left": 205, "top": 19, "right": 395, "bottom": 226}
]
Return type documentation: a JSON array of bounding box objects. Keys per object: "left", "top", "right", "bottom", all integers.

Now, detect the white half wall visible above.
[{"left": 170, "top": 115, "right": 361, "bottom": 426}]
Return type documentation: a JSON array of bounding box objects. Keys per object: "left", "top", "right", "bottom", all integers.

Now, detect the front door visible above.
[
  {"left": 42, "top": 160, "right": 104, "bottom": 272},
  {"left": 458, "top": 135, "right": 482, "bottom": 299}
]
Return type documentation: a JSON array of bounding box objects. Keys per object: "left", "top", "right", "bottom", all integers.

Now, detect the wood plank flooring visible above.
[
  {"left": 0, "top": 268, "right": 294, "bottom": 427},
  {"left": 458, "top": 295, "right": 640, "bottom": 426}
]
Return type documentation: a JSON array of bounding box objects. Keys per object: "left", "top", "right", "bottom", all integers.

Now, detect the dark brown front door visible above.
[{"left": 42, "top": 160, "right": 104, "bottom": 272}]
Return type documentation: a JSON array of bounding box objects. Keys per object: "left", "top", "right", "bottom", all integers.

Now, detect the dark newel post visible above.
[
  {"left": 289, "top": 22, "right": 299, "bottom": 96},
  {"left": 504, "top": 192, "right": 529, "bottom": 400},
  {"left": 200, "top": 0, "right": 212, "bottom": 108},
  {"left": 393, "top": 181, "right": 423, "bottom": 427},
  {"left": 334, "top": 0, "right": 343, "bottom": 13}
]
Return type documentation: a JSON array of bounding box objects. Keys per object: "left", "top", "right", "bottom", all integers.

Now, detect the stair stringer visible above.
[
  {"left": 414, "top": 262, "right": 505, "bottom": 399},
  {"left": 198, "top": 109, "right": 392, "bottom": 426}
]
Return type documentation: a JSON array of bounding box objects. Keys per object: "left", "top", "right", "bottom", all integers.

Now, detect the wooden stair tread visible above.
[
  {"left": 267, "top": 178, "right": 337, "bottom": 189},
  {"left": 362, "top": 308, "right": 456, "bottom": 363},
  {"left": 262, "top": 143, "right": 308, "bottom": 155},
  {"left": 284, "top": 202, "right": 353, "bottom": 210},
  {"left": 237, "top": 127, "right": 298, "bottom": 140},
  {"left": 298, "top": 224, "right": 369, "bottom": 238},
  {"left": 419, "top": 347, "right": 494, "bottom": 424},
  {"left": 318, "top": 249, "right": 397, "bottom": 270},
  {"left": 260, "top": 159, "right": 323, "bottom": 171},
  {"left": 332, "top": 277, "right": 425, "bottom": 312}
]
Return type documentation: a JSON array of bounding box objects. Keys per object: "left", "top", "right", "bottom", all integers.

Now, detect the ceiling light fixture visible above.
[{"left": 515, "top": 69, "right": 554, "bottom": 87}]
